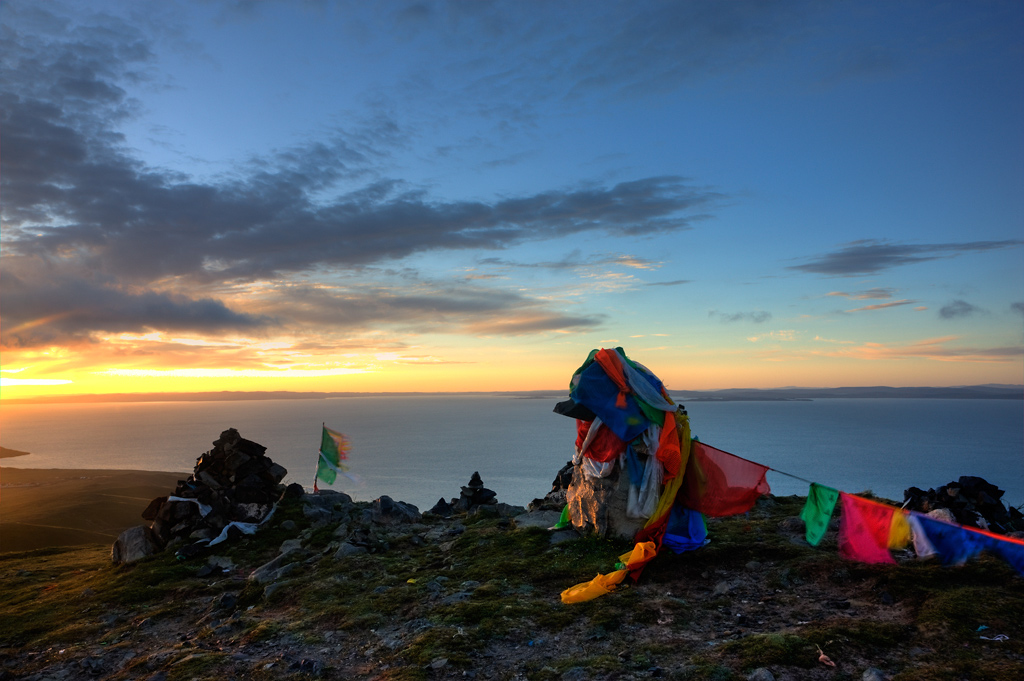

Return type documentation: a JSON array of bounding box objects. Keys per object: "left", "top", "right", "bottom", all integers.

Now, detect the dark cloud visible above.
[
  {"left": 709, "top": 310, "right": 772, "bottom": 324},
  {"left": 789, "top": 239, "right": 1022, "bottom": 276},
  {"left": 254, "top": 282, "right": 603, "bottom": 337},
  {"left": 1012, "top": 302, "right": 1024, "bottom": 318},
  {"left": 0, "top": 272, "right": 270, "bottom": 347},
  {"left": 3, "top": 35, "right": 716, "bottom": 281},
  {"left": 939, "top": 300, "right": 983, "bottom": 319},
  {"left": 646, "top": 280, "right": 692, "bottom": 287}
]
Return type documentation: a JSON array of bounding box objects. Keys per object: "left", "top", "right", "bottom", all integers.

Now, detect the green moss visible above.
[{"left": 723, "top": 632, "right": 816, "bottom": 669}]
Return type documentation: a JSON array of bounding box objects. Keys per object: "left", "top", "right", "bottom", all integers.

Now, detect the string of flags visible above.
[{"left": 557, "top": 348, "right": 1024, "bottom": 603}]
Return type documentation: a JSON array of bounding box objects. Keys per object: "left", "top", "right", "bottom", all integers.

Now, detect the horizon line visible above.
[{"left": 2, "top": 384, "right": 1021, "bottom": 406}]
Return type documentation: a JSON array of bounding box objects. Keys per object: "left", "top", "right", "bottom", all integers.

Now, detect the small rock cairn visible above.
[{"left": 112, "top": 428, "right": 288, "bottom": 563}]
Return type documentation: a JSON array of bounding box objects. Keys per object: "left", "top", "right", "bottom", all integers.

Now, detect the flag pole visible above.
[{"left": 313, "top": 422, "right": 324, "bottom": 493}]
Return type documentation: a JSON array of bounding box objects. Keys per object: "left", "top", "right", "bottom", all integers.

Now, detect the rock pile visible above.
[
  {"left": 428, "top": 471, "right": 513, "bottom": 517},
  {"left": 528, "top": 461, "right": 573, "bottom": 512},
  {"left": 904, "top": 475, "right": 1024, "bottom": 534},
  {"left": 112, "top": 428, "right": 288, "bottom": 563}
]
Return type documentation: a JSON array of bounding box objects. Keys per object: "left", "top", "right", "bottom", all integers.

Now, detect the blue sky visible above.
[{"left": 1, "top": 0, "right": 1022, "bottom": 395}]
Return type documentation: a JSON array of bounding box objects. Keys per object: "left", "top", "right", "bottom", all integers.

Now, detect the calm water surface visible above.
[{"left": 2, "top": 397, "right": 1021, "bottom": 510}]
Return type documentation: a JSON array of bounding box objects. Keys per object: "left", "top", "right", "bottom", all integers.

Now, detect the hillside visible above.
[{"left": 1, "top": 491, "right": 1022, "bottom": 681}]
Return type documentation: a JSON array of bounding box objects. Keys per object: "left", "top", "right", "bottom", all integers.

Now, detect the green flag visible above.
[
  {"left": 800, "top": 482, "right": 839, "bottom": 546},
  {"left": 315, "top": 425, "right": 349, "bottom": 491}
]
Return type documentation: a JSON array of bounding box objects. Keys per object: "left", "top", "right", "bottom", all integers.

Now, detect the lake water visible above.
[{"left": 2, "top": 397, "right": 1021, "bottom": 510}]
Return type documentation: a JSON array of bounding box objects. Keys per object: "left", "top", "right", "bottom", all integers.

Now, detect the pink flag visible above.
[{"left": 838, "top": 493, "right": 896, "bottom": 564}]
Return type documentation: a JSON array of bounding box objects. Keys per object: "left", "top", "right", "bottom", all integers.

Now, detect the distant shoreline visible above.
[
  {"left": 2, "top": 385, "right": 1020, "bottom": 405},
  {"left": 0, "top": 447, "right": 32, "bottom": 459}
]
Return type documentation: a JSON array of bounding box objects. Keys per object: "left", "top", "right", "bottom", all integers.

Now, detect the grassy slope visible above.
[
  {"left": 0, "top": 494, "right": 1021, "bottom": 680},
  {"left": 0, "top": 468, "right": 186, "bottom": 552}
]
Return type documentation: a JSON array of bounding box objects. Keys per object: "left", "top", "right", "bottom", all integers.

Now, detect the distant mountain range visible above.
[
  {"left": 668, "top": 385, "right": 1023, "bottom": 401},
  {"left": 3, "top": 385, "right": 1021, "bottom": 404}
]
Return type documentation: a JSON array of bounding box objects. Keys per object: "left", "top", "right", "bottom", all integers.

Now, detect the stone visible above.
[
  {"left": 747, "top": 669, "right": 775, "bottom": 681},
  {"left": 370, "top": 496, "right": 422, "bottom": 524},
  {"left": 249, "top": 554, "right": 292, "bottom": 583},
  {"left": 862, "top": 668, "right": 887, "bottom": 681},
  {"left": 428, "top": 497, "right": 454, "bottom": 517},
  {"left": 279, "top": 539, "right": 304, "bottom": 555},
  {"left": 549, "top": 529, "right": 579, "bottom": 545},
  {"left": 513, "top": 510, "right": 562, "bottom": 530},
  {"left": 564, "top": 462, "right": 643, "bottom": 540},
  {"left": 495, "top": 502, "right": 526, "bottom": 517},
  {"left": 927, "top": 508, "right": 957, "bottom": 523},
  {"left": 334, "top": 542, "right": 369, "bottom": 559},
  {"left": 111, "top": 525, "right": 158, "bottom": 564}
]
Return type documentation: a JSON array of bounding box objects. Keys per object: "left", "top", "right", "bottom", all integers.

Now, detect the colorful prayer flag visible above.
[
  {"left": 838, "top": 493, "right": 896, "bottom": 564},
  {"left": 678, "top": 441, "right": 770, "bottom": 517},
  {"left": 800, "top": 482, "right": 839, "bottom": 547},
  {"left": 314, "top": 425, "right": 349, "bottom": 492}
]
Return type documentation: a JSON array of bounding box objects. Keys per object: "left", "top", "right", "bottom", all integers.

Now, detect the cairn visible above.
[
  {"left": 904, "top": 475, "right": 1024, "bottom": 534},
  {"left": 427, "top": 472, "right": 522, "bottom": 518},
  {"left": 112, "top": 428, "right": 287, "bottom": 563}
]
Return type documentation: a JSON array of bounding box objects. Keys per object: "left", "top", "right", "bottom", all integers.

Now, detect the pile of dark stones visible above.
[
  {"left": 112, "top": 428, "right": 289, "bottom": 563},
  {"left": 428, "top": 471, "right": 519, "bottom": 517},
  {"left": 904, "top": 475, "right": 1024, "bottom": 534}
]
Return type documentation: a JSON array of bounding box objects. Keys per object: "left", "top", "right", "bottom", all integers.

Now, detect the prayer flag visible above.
[
  {"left": 800, "top": 483, "right": 839, "bottom": 547},
  {"left": 678, "top": 441, "right": 770, "bottom": 517},
  {"left": 314, "top": 425, "right": 349, "bottom": 492},
  {"left": 838, "top": 493, "right": 896, "bottom": 564},
  {"left": 909, "top": 512, "right": 1024, "bottom": 574},
  {"left": 575, "top": 419, "right": 626, "bottom": 463}
]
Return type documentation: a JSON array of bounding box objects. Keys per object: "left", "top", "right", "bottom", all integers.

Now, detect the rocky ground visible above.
[{"left": 1, "top": 489, "right": 1023, "bottom": 681}]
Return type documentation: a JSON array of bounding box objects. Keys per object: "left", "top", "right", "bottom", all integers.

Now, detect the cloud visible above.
[
  {"left": 247, "top": 279, "right": 605, "bottom": 339},
  {"left": 845, "top": 299, "right": 917, "bottom": 313},
  {"left": 826, "top": 287, "right": 895, "bottom": 300},
  {"left": 1013, "top": 302, "right": 1024, "bottom": 318},
  {"left": 747, "top": 330, "right": 796, "bottom": 342},
  {"left": 814, "top": 336, "right": 1023, "bottom": 363},
  {"left": 789, "top": 239, "right": 1022, "bottom": 276},
  {"left": 0, "top": 272, "right": 270, "bottom": 347},
  {"left": 1, "top": 9, "right": 719, "bottom": 344},
  {"left": 646, "top": 279, "right": 692, "bottom": 287},
  {"left": 709, "top": 310, "right": 772, "bottom": 324},
  {"left": 939, "top": 300, "right": 983, "bottom": 319}
]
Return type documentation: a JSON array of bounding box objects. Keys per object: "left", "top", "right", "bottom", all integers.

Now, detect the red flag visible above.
[
  {"left": 575, "top": 419, "right": 626, "bottom": 463},
  {"left": 678, "top": 441, "right": 770, "bottom": 517},
  {"left": 838, "top": 493, "right": 896, "bottom": 564}
]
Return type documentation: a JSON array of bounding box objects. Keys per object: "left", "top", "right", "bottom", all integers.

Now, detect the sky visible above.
[{"left": 1, "top": 0, "right": 1022, "bottom": 399}]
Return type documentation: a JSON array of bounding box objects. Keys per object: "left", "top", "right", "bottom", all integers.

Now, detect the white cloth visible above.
[{"left": 167, "top": 495, "right": 213, "bottom": 518}]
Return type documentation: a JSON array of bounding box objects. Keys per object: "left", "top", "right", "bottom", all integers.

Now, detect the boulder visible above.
[
  {"left": 513, "top": 510, "right": 562, "bottom": 530},
  {"left": 370, "top": 496, "right": 422, "bottom": 524},
  {"left": 111, "top": 525, "right": 159, "bottom": 564},
  {"left": 564, "top": 460, "right": 644, "bottom": 540}
]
